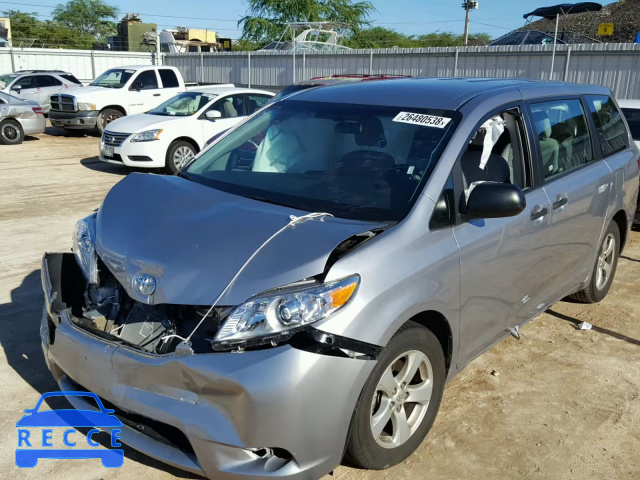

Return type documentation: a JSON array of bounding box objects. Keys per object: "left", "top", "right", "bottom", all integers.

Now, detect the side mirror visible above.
[
  {"left": 205, "top": 110, "right": 222, "bottom": 121},
  {"left": 11, "top": 85, "right": 22, "bottom": 93},
  {"left": 465, "top": 182, "right": 526, "bottom": 219},
  {"left": 131, "top": 80, "right": 144, "bottom": 91}
]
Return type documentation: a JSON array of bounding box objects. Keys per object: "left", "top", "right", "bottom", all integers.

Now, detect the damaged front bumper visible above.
[{"left": 41, "top": 253, "right": 375, "bottom": 480}]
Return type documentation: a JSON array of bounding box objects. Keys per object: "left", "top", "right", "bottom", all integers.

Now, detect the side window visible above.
[
  {"left": 216, "top": 95, "right": 244, "bottom": 118},
  {"left": 159, "top": 69, "right": 179, "bottom": 88},
  {"left": 530, "top": 99, "right": 593, "bottom": 180},
  {"left": 133, "top": 70, "right": 159, "bottom": 90},
  {"left": 60, "top": 74, "right": 82, "bottom": 85},
  {"left": 460, "top": 108, "right": 527, "bottom": 190},
  {"left": 586, "top": 95, "right": 630, "bottom": 156},
  {"left": 35, "top": 75, "right": 62, "bottom": 88},
  {"left": 245, "top": 94, "right": 271, "bottom": 115},
  {"left": 13, "top": 76, "right": 35, "bottom": 89},
  {"left": 621, "top": 108, "right": 640, "bottom": 142}
]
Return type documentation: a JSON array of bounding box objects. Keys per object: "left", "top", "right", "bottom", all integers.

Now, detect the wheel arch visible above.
[
  {"left": 400, "top": 310, "right": 453, "bottom": 374},
  {"left": 100, "top": 105, "right": 127, "bottom": 116},
  {"left": 611, "top": 209, "right": 628, "bottom": 253},
  {"left": 172, "top": 136, "right": 200, "bottom": 153}
]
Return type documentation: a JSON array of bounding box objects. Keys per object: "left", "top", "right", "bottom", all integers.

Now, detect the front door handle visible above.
[
  {"left": 530, "top": 206, "right": 548, "bottom": 221},
  {"left": 552, "top": 196, "right": 568, "bottom": 210},
  {"left": 153, "top": 93, "right": 161, "bottom": 97}
]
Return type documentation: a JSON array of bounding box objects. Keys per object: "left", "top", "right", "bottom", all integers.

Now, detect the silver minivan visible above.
[{"left": 41, "top": 78, "right": 639, "bottom": 479}]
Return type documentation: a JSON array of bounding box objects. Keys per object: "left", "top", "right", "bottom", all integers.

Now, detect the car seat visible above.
[
  {"left": 222, "top": 98, "right": 237, "bottom": 118},
  {"left": 532, "top": 110, "right": 559, "bottom": 176},
  {"left": 460, "top": 130, "right": 511, "bottom": 187}
]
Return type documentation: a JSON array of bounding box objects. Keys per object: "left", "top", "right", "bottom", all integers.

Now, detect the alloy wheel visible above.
[
  {"left": 173, "top": 146, "right": 194, "bottom": 169},
  {"left": 370, "top": 350, "right": 433, "bottom": 449},
  {"left": 2, "top": 124, "right": 18, "bottom": 141},
  {"left": 595, "top": 232, "right": 615, "bottom": 290}
]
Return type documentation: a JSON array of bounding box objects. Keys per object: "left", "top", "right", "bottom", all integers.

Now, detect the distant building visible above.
[
  {"left": 112, "top": 13, "right": 157, "bottom": 52},
  {"left": 0, "top": 17, "right": 11, "bottom": 46}
]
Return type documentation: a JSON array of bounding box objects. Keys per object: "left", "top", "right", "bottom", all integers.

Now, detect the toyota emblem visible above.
[{"left": 132, "top": 273, "right": 156, "bottom": 296}]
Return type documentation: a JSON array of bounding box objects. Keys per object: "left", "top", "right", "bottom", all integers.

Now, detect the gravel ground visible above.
[{"left": 0, "top": 126, "right": 638, "bottom": 480}]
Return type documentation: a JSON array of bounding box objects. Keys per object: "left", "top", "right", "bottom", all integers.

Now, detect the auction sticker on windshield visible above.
[{"left": 393, "top": 112, "right": 451, "bottom": 128}]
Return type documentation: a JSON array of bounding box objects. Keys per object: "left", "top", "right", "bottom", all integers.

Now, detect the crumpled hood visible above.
[{"left": 96, "top": 173, "right": 382, "bottom": 306}]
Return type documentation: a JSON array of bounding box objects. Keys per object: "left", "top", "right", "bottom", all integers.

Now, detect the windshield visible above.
[
  {"left": 148, "top": 91, "right": 216, "bottom": 116},
  {"left": 185, "top": 100, "right": 459, "bottom": 221},
  {"left": 90, "top": 68, "right": 135, "bottom": 88},
  {"left": 0, "top": 74, "right": 17, "bottom": 89},
  {"left": 269, "top": 84, "right": 319, "bottom": 103}
]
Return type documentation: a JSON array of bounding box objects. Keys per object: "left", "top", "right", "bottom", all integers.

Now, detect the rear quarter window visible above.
[
  {"left": 60, "top": 74, "right": 82, "bottom": 85},
  {"left": 585, "top": 95, "right": 630, "bottom": 156},
  {"left": 159, "top": 69, "right": 180, "bottom": 88},
  {"left": 621, "top": 108, "right": 640, "bottom": 141}
]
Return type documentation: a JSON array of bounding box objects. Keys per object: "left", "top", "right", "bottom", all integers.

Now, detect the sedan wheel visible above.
[
  {"left": 0, "top": 119, "right": 25, "bottom": 145},
  {"left": 173, "top": 145, "right": 195, "bottom": 170},
  {"left": 595, "top": 233, "right": 615, "bottom": 291},
  {"left": 371, "top": 350, "right": 433, "bottom": 448}
]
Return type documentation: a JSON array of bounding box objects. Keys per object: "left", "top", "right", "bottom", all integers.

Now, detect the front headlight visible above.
[
  {"left": 130, "top": 129, "right": 163, "bottom": 142},
  {"left": 213, "top": 275, "right": 360, "bottom": 348},
  {"left": 77, "top": 102, "right": 96, "bottom": 111},
  {"left": 73, "top": 213, "right": 98, "bottom": 284}
]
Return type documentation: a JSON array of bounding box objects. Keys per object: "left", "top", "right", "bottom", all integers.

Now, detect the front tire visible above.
[
  {"left": 166, "top": 140, "right": 196, "bottom": 174},
  {"left": 570, "top": 220, "right": 620, "bottom": 303},
  {"left": 344, "top": 321, "right": 445, "bottom": 470},
  {"left": 97, "top": 108, "right": 123, "bottom": 134},
  {"left": 0, "top": 119, "right": 25, "bottom": 145}
]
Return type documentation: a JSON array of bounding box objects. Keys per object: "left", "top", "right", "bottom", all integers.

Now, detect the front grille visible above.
[
  {"left": 67, "top": 377, "right": 196, "bottom": 455},
  {"left": 102, "top": 131, "right": 131, "bottom": 147},
  {"left": 50, "top": 94, "right": 77, "bottom": 112}
]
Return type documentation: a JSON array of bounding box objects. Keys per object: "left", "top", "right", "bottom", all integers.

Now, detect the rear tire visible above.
[
  {"left": 344, "top": 321, "right": 445, "bottom": 470},
  {"left": 165, "top": 140, "right": 196, "bottom": 174},
  {"left": 97, "top": 108, "right": 123, "bottom": 134},
  {"left": 0, "top": 119, "right": 24, "bottom": 145},
  {"left": 570, "top": 220, "right": 620, "bottom": 303}
]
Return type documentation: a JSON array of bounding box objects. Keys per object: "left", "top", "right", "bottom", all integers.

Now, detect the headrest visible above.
[
  {"left": 532, "top": 110, "right": 552, "bottom": 140},
  {"left": 356, "top": 115, "right": 387, "bottom": 147}
]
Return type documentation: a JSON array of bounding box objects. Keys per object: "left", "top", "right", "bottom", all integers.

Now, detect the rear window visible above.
[
  {"left": 60, "top": 74, "right": 82, "bottom": 85},
  {"left": 159, "top": 69, "right": 180, "bottom": 88},
  {"left": 585, "top": 95, "right": 629, "bottom": 156},
  {"left": 621, "top": 108, "right": 640, "bottom": 141}
]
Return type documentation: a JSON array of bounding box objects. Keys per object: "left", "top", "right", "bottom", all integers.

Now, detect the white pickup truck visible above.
[{"left": 48, "top": 65, "right": 226, "bottom": 133}]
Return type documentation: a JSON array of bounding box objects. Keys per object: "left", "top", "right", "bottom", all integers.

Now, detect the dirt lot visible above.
[{"left": 0, "top": 126, "right": 639, "bottom": 480}]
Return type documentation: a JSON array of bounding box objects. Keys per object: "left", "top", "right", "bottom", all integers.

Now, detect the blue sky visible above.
[{"left": 0, "top": 0, "right": 608, "bottom": 40}]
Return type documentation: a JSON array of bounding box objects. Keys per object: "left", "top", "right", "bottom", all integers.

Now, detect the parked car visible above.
[
  {"left": 0, "top": 91, "right": 45, "bottom": 144},
  {"left": 616, "top": 99, "right": 640, "bottom": 225},
  {"left": 268, "top": 73, "right": 410, "bottom": 103},
  {"left": 99, "top": 87, "right": 274, "bottom": 173},
  {"left": 41, "top": 78, "right": 638, "bottom": 480},
  {"left": 48, "top": 65, "right": 230, "bottom": 133},
  {"left": 0, "top": 70, "right": 83, "bottom": 113}
]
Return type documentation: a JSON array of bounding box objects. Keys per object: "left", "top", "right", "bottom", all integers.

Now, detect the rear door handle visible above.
[
  {"left": 530, "top": 206, "right": 548, "bottom": 221},
  {"left": 552, "top": 196, "right": 568, "bottom": 210},
  {"left": 153, "top": 93, "right": 161, "bottom": 97}
]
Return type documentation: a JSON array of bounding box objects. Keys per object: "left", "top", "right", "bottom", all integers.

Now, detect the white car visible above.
[
  {"left": 617, "top": 99, "right": 640, "bottom": 149},
  {"left": 0, "top": 70, "right": 83, "bottom": 113},
  {"left": 99, "top": 87, "right": 274, "bottom": 172}
]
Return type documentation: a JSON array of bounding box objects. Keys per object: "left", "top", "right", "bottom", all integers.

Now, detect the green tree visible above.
[
  {"left": 53, "top": 0, "right": 118, "bottom": 39},
  {"left": 3, "top": 10, "right": 95, "bottom": 48},
  {"left": 346, "top": 27, "right": 492, "bottom": 49},
  {"left": 239, "top": 0, "right": 376, "bottom": 45}
]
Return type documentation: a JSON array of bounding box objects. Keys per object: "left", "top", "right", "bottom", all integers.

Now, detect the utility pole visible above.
[{"left": 462, "top": 1, "right": 479, "bottom": 46}]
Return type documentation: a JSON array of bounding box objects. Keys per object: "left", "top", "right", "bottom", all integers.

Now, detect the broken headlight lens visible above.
[
  {"left": 131, "top": 129, "right": 163, "bottom": 142},
  {"left": 73, "top": 213, "right": 98, "bottom": 284},
  {"left": 213, "top": 275, "right": 359, "bottom": 347}
]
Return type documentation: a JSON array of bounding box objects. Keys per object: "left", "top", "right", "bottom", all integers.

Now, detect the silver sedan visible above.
[{"left": 0, "top": 91, "right": 45, "bottom": 145}]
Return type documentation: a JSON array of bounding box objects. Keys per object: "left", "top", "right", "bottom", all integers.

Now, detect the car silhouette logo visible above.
[
  {"left": 132, "top": 273, "right": 156, "bottom": 295},
  {"left": 15, "top": 391, "right": 124, "bottom": 468}
]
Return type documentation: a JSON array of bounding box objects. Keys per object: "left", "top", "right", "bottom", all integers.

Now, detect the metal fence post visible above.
[
  {"left": 9, "top": 47, "right": 15, "bottom": 72},
  {"left": 563, "top": 47, "right": 571, "bottom": 82},
  {"left": 200, "top": 52, "right": 205, "bottom": 83},
  {"left": 454, "top": 48, "right": 459, "bottom": 77},
  {"left": 90, "top": 50, "right": 96, "bottom": 79},
  {"left": 248, "top": 52, "right": 251, "bottom": 88},
  {"left": 302, "top": 51, "right": 306, "bottom": 81},
  {"left": 369, "top": 50, "right": 374, "bottom": 75}
]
